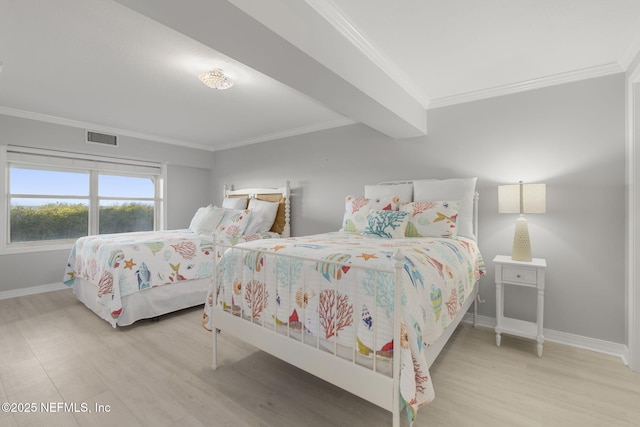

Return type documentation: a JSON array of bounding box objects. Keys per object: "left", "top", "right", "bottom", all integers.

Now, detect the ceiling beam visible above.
[{"left": 115, "top": 0, "right": 427, "bottom": 139}]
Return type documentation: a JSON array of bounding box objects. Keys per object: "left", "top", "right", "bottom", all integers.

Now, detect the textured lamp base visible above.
[{"left": 512, "top": 215, "right": 532, "bottom": 262}]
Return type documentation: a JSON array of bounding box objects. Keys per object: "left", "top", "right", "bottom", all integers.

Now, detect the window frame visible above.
[{"left": 1, "top": 146, "right": 167, "bottom": 254}]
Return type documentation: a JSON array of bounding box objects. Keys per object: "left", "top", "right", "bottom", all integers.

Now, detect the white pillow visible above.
[
  {"left": 188, "top": 205, "right": 211, "bottom": 233},
  {"left": 364, "top": 183, "right": 413, "bottom": 205},
  {"left": 222, "top": 197, "right": 248, "bottom": 210},
  {"left": 244, "top": 199, "right": 280, "bottom": 235},
  {"left": 413, "top": 178, "right": 477, "bottom": 239},
  {"left": 195, "top": 206, "right": 225, "bottom": 235}
]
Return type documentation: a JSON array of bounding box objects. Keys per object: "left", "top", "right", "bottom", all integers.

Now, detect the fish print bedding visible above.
[
  {"left": 204, "top": 232, "right": 485, "bottom": 420},
  {"left": 64, "top": 229, "right": 277, "bottom": 327}
]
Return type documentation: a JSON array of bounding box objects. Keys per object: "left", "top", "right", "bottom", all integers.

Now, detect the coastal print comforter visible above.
[
  {"left": 64, "top": 229, "right": 277, "bottom": 327},
  {"left": 203, "top": 232, "right": 485, "bottom": 421}
]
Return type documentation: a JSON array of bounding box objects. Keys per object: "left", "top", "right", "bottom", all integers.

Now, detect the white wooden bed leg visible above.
[
  {"left": 473, "top": 291, "right": 478, "bottom": 327},
  {"left": 212, "top": 240, "right": 219, "bottom": 371},
  {"left": 212, "top": 327, "right": 218, "bottom": 370}
]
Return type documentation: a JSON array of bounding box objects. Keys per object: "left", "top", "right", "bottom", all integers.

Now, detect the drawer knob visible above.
[{"left": 516, "top": 274, "right": 521, "bottom": 278}]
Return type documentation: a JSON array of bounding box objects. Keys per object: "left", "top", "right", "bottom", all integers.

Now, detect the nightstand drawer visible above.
[{"left": 502, "top": 267, "right": 537, "bottom": 284}]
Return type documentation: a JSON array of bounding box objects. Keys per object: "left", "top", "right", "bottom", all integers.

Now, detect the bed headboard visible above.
[
  {"left": 224, "top": 181, "right": 291, "bottom": 237},
  {"left": 377, "top": 179, "right": 479, "bottom": 242}
]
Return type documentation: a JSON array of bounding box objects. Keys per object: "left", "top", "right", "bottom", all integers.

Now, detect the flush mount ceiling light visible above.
[{"left": 198, "top": 68, "right": 234, "bottom": 90}]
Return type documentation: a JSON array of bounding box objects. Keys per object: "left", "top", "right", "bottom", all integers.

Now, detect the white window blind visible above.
[{"left": 6, "top": 146, "right": 161, "bottom": 175}]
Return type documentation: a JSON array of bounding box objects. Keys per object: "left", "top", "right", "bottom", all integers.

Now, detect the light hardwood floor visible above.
[{"left": 1, "top": 289, "right": 639, "bottom": 427}]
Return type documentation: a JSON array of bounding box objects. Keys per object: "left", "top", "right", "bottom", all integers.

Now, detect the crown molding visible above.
[
  {"left": 304, "top": 0, "right": 429, "bottom": 108},
  {"left": 214, "top": 117, "right": 356, "bottom": 151},
  {"left": 0, "top": 106, "right": 355, "bottom": 152},
  {"left": 428, "top": 62, "right": 624, "bottom": 109},
  {"left": 0, "top": 106, "right": 214, "bottom": 151}
]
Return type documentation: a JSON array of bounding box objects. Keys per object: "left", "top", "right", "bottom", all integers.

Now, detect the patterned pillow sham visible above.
[
  {"left": 413, "top": 178, "right": 476, "bottom": 239},
  {"left": 364, "top": 209, "right": 410, "bottom": 238},
  {"left": 399, "top": 200, "right": 461, "bottom": 238},
  {"left": 341, "top": 195, "right": 399, "bottom": 233},
  {"left": 215, "top": 209, "right": 252, "bottom": 236}
]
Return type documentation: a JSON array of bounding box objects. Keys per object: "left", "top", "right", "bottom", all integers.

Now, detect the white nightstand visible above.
[{"left": 494, "top": 255, "right": 547, "bottom": 356}]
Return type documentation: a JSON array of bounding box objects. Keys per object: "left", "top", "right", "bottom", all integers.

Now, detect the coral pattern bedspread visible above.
[
  {"left": 64, "top": 229, "right": 277, "bottom": 327},
  {"left": 203, "top": 232, "right": 485, "bottom": 419}
]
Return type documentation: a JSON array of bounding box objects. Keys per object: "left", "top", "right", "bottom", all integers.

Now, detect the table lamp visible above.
[{"left": 498, "top": 181, "right": 546, "bottom": 262}]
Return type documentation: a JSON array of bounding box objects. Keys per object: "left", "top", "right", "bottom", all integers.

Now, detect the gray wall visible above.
[
  {"left": 212, "top": 74, "right": 626, "bottom": 344},
  {"left": 0, "top": 115, "right": 214, "bottom": 292},
  {"left": 166, "top": 164, "right": 215, "bottom": 230}
]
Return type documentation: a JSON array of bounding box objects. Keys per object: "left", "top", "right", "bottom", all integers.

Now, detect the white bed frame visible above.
[
  {"left": 71, "top": 181, "right": 291, "bottom": 327},
  {"left": 211, "top": 186, "right": 479, "bottom": 426},
  {"left": 224, "top": 181, "right": 291, "bottom": 238}
]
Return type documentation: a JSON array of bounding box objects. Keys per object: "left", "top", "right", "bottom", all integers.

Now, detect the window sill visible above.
[{"left": 1, "top": 241, "right": 75, "bottom": 255}]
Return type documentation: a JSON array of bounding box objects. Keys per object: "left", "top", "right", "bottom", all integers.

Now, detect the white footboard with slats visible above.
[
  {"left": 210, "top": 241, "right": 479, "bottom": 427},
  {"left": 213, "top": 247, "right": 405, "bottom": 424}
]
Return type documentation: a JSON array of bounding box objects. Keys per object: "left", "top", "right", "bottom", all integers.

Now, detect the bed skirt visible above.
[{"left": 72, "top": 277, "right": 209, "bottom": 326}]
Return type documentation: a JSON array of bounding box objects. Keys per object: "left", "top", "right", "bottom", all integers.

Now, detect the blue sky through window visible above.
[
  {"left": 10, "top": 168, "right": 154, "bottom": 206},
  {"left": 10, "top": 169, "right": 88, "bottom": 196}
]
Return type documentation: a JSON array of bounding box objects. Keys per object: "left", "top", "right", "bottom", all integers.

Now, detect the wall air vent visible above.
[{"left": 86, "top": 131, "right": 118, "bottom": 147}]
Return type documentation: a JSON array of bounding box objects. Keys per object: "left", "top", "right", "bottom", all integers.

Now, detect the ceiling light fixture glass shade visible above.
[{"left": 199, "top": 68, "right": 234, "bottom": 90}]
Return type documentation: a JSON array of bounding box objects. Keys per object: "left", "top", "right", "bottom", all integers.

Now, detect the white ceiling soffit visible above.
[{"left": 115, "top": 0, "right": 427, "bottom": 139}]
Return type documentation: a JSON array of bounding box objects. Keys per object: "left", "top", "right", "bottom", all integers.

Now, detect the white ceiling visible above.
[{"left": 1, "top": 0, "right": 640, "bottom": 151}]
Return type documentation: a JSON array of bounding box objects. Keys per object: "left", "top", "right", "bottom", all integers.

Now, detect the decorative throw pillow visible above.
[
  {"left": 215, "top": 209, "right": 252, "bottom": 236},
  {"left": 364, "top": 209, "right": 409, "bottom": 238},
  {"left": 400, "top": 200, "right": 461, "bottom": 238},
  {"left": 413, "top": 178, "right": 476, "bottom": 239},
  {"left": 341, "top": 195, "right": 399, "bottom": 233},
  {"left": 222, "top": 196, "right": 248, "bottom": 210},
  {"left": 244, "top": 199, "right": 279, "bottom": 234}
]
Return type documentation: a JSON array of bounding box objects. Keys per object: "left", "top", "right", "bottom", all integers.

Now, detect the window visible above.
[
  {"left": 98, "top": 174, "right": 156, "bottom": 234},
  {"left": 9, "top": 167, "right": 90, "bottom": 242},
  {"left": 1, "top": 146, "right": 165, "bottom": 253}
]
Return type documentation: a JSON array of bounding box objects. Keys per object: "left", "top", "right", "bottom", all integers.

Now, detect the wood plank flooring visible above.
[{"left": 1, "top": 289, "right": 639, "bottom": 427}]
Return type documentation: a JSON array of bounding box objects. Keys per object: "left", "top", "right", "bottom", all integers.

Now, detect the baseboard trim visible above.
[
  {"left": 463, "top": 313, "right": 629, "bottom": 366},
  {"left": 0, "top": 282, "right": 67, "bottom": 300}
]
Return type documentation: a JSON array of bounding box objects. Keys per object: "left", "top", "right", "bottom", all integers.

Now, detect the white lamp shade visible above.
[{"left": 498, "top": 183, "right": 546, "bottom": 214}]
